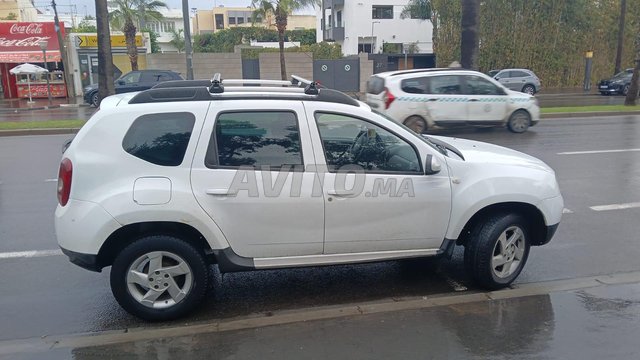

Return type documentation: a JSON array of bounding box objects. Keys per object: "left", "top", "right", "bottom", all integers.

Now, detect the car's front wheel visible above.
[
  {"left": 507, "top": 110, "right": 531, "bottom": 133},
  {"left": 464, "top": 213, "right": 531, "bottom": 290},
  {"left": 91, "top": 92, "right": 100, "bottom": 107},
  {"left": 110, "top": 235, "right": 209, "bottom": 321}
]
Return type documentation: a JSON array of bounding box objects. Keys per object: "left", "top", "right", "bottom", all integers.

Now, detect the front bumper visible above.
[
  {"left": 538, "top": 223, "right": 559, "bottom": 246},
  {"left": 60, "top": 247, "right": 102, "bottom": 272},
  {"left": 598, "top": 84, "right": 623, "bottom": 93}
]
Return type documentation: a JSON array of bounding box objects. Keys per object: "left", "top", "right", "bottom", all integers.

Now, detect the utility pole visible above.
[
  {"left": 52, "top": 0, "right": 76, "bottom": 100},
  {"left": 182, "top": 0, "right": 194, "bottom": 79}
]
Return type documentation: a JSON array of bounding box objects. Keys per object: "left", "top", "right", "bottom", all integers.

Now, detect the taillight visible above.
[
  {"left": 384, "top": 87, "right": 395, "bottom": 109},
  {"left": 57, "top": 158, "right": 73, "bottom": 206}
]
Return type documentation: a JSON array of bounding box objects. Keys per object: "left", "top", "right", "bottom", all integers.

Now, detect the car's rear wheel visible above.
[
  {"left": 403, "top": 116, "right": 427, "bottom": 134},
  {"left": 507, "top": 110, "right": 530, "bottom": 133},
  {"left": 91, "top": 92, "right": 100, "bottom": 107},
  {"left": 522, "top": 84, "right": 536, "bottom": 95},
  {"left": 110, "top": 235, "right": 209, "bottom": 321},
  {"left": 464, "top": 213, "right": 531, "bottom": 290}
]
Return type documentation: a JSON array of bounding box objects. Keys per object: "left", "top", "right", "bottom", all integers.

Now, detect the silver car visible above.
[{"left": 493, "top": 69, "right": 541, "bottom": 95}]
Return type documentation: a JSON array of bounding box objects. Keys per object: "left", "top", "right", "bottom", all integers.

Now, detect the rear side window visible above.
[
  {"left": 206, "top": 111, "right": 303, "bottom": 169},
  {"left": 401, "top": 77, "right": 429, "bottom": 94},
  {"left": 511, "top": 71, "right": 530, "bottom": 78},
  {"left": 122, "top": 112, "right": 195, "bottom": 166},
  {"left": 367, "top": 76, "right": 385, "bottom": 94}
]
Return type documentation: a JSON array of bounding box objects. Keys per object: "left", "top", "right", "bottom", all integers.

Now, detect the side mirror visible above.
[
  {"left": 494, "top": 77, "right": 500, "bottom": 80},
  {"left": 117, "top": 80, "right": 125, "bottom": 85},
  {"left": 425, "top": 154, "right": 442, "bottom": 175}
]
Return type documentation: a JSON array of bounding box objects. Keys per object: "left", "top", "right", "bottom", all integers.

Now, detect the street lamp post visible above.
[
  {"left": 39, "top": 40, "right": 53, "bottom": 105},
  {"left": 371, "top": 21, "right": 380, "bottom": 54}
]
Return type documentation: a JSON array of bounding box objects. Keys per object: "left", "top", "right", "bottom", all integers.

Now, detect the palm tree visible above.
[
  {"left": 251, "top": 0, "right": 316, "bottom": 80},
  {"left": 169, "top": 28, "right": 185, "bottom": 53},
  {"left": 460, "top": 0, "right": 479, "bottom": 69},
  {"left": 110, "top": 0, "right": 167, "bottom": 71},
  {"left": 95, "top": 0, "right": 114, "bottom": 104},
  {"left": 401, "top": 0, "right": 436, "bottom": 53}
]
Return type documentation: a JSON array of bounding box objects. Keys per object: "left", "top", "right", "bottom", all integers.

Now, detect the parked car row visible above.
[{"left": 83, "top": 70, "right": 183, "bottom": 107}]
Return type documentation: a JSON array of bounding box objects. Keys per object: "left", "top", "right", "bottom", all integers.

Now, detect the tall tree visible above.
[
  {"left": 169, "top": 28, "right": 185, "bottom": 53},
  {"left": 251, "top": 0, "right": 316, "bottom": 80},
  {"left": 615, "top": 0, "right": 627, "bottom": 74},
  {"left": 110, "top": 0, "right": 166, "bottom": 71},
  {"left": 460, "top": 0, "right": 479, "bottom": 69},
  {"left": 96, "top": 0, "right": 114, "bottom": 105},
  {"left": 624, "top": 33, "right": 640, "bottom": 106}
]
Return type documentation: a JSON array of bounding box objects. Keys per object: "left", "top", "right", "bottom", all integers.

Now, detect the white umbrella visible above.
[{"left": 10, "top": 63, "right": 49, "bottom": 103}]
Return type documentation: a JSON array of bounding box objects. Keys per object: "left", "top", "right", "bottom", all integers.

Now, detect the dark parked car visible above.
[
  {"left": 83, "top": 70, "right": 183, "bottom": 106},
  {"left": 598, "top": 68, "right": 634, "bottom": 96}
]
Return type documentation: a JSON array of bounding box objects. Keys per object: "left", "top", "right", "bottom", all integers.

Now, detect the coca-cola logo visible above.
[
  {"left": 9, "top": 23, "right": 44, "bottom": 35},
  {"left": 0, "top": 36, "right": 51, "bottom": 48}
]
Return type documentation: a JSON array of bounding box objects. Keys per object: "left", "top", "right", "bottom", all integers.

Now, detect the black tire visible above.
[
  {"left": 403, "top": 116, "right": 428, "bottom": 134},
  {"left": 623, "top": 85, "right": 630, "bottom": 96},
  {"left": 464, "top": 213, "right": 531, "bottom": 290},
  {"left": 522, "top": 84, "right": 536, "bottom": 95},
  {"left": 91, "top": 92, "right": 100, "bottom": 107},
  {"left": 507, "top": 110, "right": 531, "bottom": 133},
  {"left": 110, "top": 235, "right": 209, "bottom": 321}
]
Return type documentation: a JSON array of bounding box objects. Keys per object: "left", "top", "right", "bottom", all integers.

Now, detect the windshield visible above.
[{"left": 612, "top": 71, "right": 631, "bottom": 79}]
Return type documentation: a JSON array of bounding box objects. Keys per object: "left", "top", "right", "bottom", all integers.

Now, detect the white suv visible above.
[
  {"left": 56, "top": 76, "right": 563, "bottom": 320},
  {"left": 366, "top": 68, "right": 540, "bottom": 133}
]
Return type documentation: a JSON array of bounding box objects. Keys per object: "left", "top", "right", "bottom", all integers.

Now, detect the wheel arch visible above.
[
  {"left": 455, "top": 202, "right": 548, "bottom": 247},
  {"left": 97, "top": 221, "right": 214, "bottom": 269}
]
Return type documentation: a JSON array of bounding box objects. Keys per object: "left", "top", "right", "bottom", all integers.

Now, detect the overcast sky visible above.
[{"left": 50, "top": 0, "right": 314, "bottom": 19}]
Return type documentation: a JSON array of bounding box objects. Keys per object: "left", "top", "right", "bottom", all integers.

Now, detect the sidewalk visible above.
[
  {"left": 0, "top": 97, "right": 88, "bottom": 113},
  {"left": 2, "top": 272, "right": 639, "bottom": 359}
]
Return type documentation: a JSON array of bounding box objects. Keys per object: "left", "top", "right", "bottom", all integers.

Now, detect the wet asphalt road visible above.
[{"left": 1, "top": 115, "right": 640, "bottom": 343}]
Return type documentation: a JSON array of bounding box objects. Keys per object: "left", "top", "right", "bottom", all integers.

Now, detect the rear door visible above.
[
  {"left": 190, "top": 101, "right": 325, "bottom": 258},
  {"left": 424, "top": 75, "right": 468, "bottom": 123},
  {"left": 462, "top": 74, "right": 509, "bottom": 123},
  {"left": 508, "top": 70, "right": 530, "bottom": 92},
  {"left": 115, "top": 71, "right": 142, "bottom": 93}
]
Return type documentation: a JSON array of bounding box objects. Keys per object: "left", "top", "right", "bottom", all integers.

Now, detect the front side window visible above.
[
  {"left": 122, "top": 112, "right": 195, "bottom": 166},
  {"left": 429, "top": 75, "right": 462, "bottom": 94},
  {"left": 511, "top": 71, "right": 529, "bottom": 78},
  {"left": 119, "top": 71, "right": 141, "bottom": 84},
  {"left": 316, "top": 113, "right": 421, "bottom": 173},
  {"left": 372, "top": 5, "right": 393, "bottom": 19},
  {"left": 464, "top": 75, "right": 502, "bottom": 95},
  {"left": 206, "top": 111, "right": 303, "bottom": 169}
]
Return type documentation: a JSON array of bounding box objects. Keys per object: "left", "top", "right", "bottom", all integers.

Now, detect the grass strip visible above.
[
  {"left": 541, "top": 105, "right": 640, "bottom": 114},
  {"left": 0, "top": 120, "right": 85, "bottom": 131}
]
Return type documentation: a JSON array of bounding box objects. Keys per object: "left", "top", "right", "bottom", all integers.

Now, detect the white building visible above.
[
  {"left": 316, "top": 0, "right": 433, "bottom": 56},
  {"left": 145, "top": 8, "right": 188, "bottom": 53},
  {"left": 37, "top": 10, "right": 94, "bottom": 30}
]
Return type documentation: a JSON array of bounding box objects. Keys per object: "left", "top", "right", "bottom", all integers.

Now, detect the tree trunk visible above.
[
  {"left": 276, "top": 12, "right": 288, "bottom": 81},
  {"left": 95, "top": 0, "right": 114, "bottom": 104},
  {"left": 614, "top": 0, "right": 626, "bottom": 75},
  {"left": 124, "top": 20, "right": 139, "bottom": 71},
  {"left": 624, "top": 34, "right": 640, "bottom": 106},
  {"left": 460, "top": 0, "right": 479, "bottom": 70}
]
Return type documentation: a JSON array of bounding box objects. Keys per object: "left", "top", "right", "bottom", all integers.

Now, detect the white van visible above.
[{"left": 366, "top": 68, "right": 540, "bottom": 133}]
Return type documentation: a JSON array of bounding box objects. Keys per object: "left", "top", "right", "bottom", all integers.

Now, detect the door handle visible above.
[
  {"left": 469, "top": 99, "right": 479, "bottom": 102},
  {"left": 328, "top": 189, "right": 356, "bottom": 197},
  {"left": 206, "top": 188, "right": 238, "bottom": 196},
  {"left": 427, "top": 98, "right": 438, "bottom": 102}
]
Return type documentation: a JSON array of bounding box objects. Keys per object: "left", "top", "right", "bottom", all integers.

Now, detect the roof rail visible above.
[{"left": 388, "top": 68, "right": 465, "bottom": 76}]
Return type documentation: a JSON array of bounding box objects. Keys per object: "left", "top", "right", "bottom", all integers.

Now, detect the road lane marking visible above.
[
  {"left": 558, "top": 148, "right": 640, "bottom": 155},
  {"left": 590, "top": 202, "right": 640, "bottom": 212},
  {"left": 0, "top": 249, "right": 63, "bottom": 259},
  {"left": 1, "top": 271, "right": 640, "bottom": 355},
  {"left": 44, "top": 179, "right": 58, "bottom": 182},
  {"left": 563, "top": 208, "right": 573, "bottom": 214}
]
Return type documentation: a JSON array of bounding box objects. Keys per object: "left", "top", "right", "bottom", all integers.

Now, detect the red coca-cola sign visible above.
[{"left": 0, "top": 22, "right": 64, "bottom": 62}]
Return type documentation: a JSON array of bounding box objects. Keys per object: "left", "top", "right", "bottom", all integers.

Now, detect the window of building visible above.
[
  {"left": 206, "top": 111, "right": 303, "bottom": 169},
  {"left": 215, "top": 14, "right": 224, "bottom": 29},
  {"left": 237, "top": 16, "right": 244, "bottom": 24},
  {"left": 372, "top": 5, "right": 393, "bottom": 19},
  {"left": 229, "top": 17, "right": 236, "bottom": 25},
  {"left": 358, "top": 43, "right": 373, "bottom": 54},
  {"left": 122, "top": 113, "right": 196, "bottom": 166}
]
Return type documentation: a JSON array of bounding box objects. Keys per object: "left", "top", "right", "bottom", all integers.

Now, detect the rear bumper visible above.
[{"left": 60, "top": 247, "right": 102, "bottom": 272}]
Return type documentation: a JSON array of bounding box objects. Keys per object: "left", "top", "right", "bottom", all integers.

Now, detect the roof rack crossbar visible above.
[
  {"left": 209, "top": 73, "right": 224, "bottom": 93},
  {"left": 223, "top": 79, "right": 294, "bottom": 86},
  {"left": 218, "top": 86, "right": 307, "bottom": 93}
]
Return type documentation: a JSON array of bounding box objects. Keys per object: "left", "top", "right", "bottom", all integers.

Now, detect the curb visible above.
[
  {"left": 0, "top": 128, "right": 79, "bottom": 137},
  {"left": 541, "top": 111, "right": 640, "bottom": 119},
  {"left": 0, "top": 105, "right": 61, "bottom": 113}
]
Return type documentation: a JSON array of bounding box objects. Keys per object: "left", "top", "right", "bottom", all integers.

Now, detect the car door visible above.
[
  {"left": 306, "top": 105, "right": 452, "bottom": 254},
  {"left": 424, "top": 75, "right": 468, "bottom": 124},
  {"left": 508, "top": 70, "right": 530, "bottom": 92},
  {"left": 190, "top": 101, "right": 324, "bottom": 258},
  {"left": 462, "top": 74, "right": 509, "bottom": 123},
  {"left": 495, "top": 70, "right": 516, "bottom": 91}
]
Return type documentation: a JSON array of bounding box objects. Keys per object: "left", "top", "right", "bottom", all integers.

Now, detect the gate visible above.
[
  {"left": 242, "top": 59, "right": 260, "bottom": 79},
  {"left": 313, "top": 59, "right": 360, "bottom": 92}
]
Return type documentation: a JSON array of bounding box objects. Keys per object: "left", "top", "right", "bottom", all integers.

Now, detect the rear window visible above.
[
  {"left": 122, "top": 112, "right": 195, "bottom": 166},
  {"left": 367, "top": 76, "right": 385, "bottom": 94}
]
